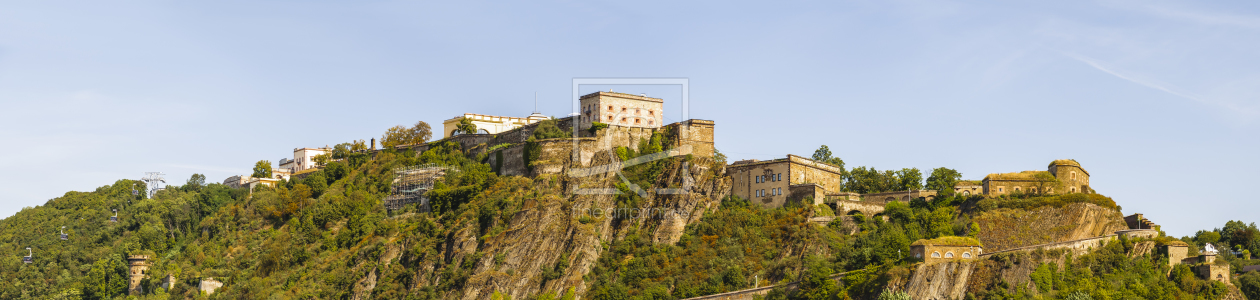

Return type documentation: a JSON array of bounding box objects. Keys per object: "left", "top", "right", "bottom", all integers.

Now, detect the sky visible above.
[{"left": 1, "top": 0, "right": 1258, "bottom": 237}]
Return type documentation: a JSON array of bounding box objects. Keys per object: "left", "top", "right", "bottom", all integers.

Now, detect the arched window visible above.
[
  {"left": 945, "top": 252, "right": 955, "bottom": 258},
  {"left": 963, "top": 190, "right": 970, "bottom": 196},
  {"left": 1071, "top": 187, "right": 1077, "bottom": 193},
  {"left": 962, "top": 252, "right": 972, "bottom": 258},
  {"left": 931, "top": 252, "right": 941, "bottom": 258}
]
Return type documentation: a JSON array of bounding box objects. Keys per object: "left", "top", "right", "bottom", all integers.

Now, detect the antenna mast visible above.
[
  {"left": 141, "top": 172, "right": 166, "bottom": 198},
  {"left": 534, "top": 92, "right": 539, "bottom": 114}
]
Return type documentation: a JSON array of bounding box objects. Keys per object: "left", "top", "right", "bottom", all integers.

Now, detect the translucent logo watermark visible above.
[
  {"left": 566, "top": 78, "right": 694, "bottom": 197},
  {"left": 573, "top": 206, "right": 692, "bottom": 220}
]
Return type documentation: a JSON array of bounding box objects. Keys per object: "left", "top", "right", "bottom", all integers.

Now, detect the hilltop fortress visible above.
[{"left": 241, "top": 91, "right": 1102, "bottom": 213}]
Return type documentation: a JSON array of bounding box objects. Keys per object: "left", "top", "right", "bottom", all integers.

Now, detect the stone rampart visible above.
[
  {"left": 485, "top": 120, "right": 710, "bottom": 177},
  {"left": 835, "top": 200, "right": 891, "bottom": 216},
  {"left": 981, "top": 234, "right": 1117, "bottom": 258},
  {"left": 861, "top": 190, "right": 937, "bottom": 202}
]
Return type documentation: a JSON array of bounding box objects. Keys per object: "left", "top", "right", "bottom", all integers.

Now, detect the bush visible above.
[{"left": 588, "top": 122, "right": 608, "bottom": 134}]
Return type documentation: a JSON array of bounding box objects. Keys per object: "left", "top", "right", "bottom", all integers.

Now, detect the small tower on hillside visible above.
[
  {"left": 22, "top": 247, "right": 32, "bottom": 264},
  {"left": 127, "top": 255, "right": 150, "bottom": 295},
  {"left": 60, "top": 226, "right": 68, "bottom": 240},
  {"left": 110, "top": 209, "right": 118, "bottom": 223}
]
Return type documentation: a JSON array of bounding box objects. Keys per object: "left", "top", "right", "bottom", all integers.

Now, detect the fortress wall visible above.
[
  {"left": 787, "top": 156, "right": 843, "bottom": 195},
  {"left": 982, "top": 234, "right": 1118, "bottom": 258},
  {"left": 493, "top": 144, "right": 527, "bottom": 177}
]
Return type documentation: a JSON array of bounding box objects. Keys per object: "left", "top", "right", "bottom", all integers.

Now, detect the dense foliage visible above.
[{"left": 970, "top": 236, "right": 1230, "bottom": 300}]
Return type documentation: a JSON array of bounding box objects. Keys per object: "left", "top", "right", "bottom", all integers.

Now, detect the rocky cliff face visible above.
[
  {"left": 973, "top": 203, "right": 1126, "bottom": 252},
  {"left": 444, "top": 156, "right": 730, "bottom": 299},
  {"left": 905, "top": 261, "right": 977, "bottom": 300}
]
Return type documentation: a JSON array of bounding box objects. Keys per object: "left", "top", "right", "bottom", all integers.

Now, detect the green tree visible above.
[
  {"left": 1195, "top": 230, "right": 1222, "bottom": 245},
  {"left": 1240, "top": 271, "right": 1260, "bottom": 300},
  {"left": 84, "top": 256, "right": 127, "bottom": 300},
  {"left": 811, "top": 145, "right": 846, "bottom": 169},
  {"left": 332, "top": 143, "right": 352, "bottom": 159},
  {"left": 253, "top": 160, "right": 273, "bottom": 179},
  {"left": 895, "top": 168, "right": 923, "bottom": 191},
  {"left": 794, "top": 257, "right": 838, "bottom": 300},
  {"left": 924, "top": 167, "right": 961, "bottom": 194},
  {"left": 876, "top": 289, "right": 911, "bottom": 300},
  {"left": 531, "top": 119, "right": 570, "bottom": 140},
  {"left": 185, "top": 173, "right": 206, "bottom": 191},
  {"left": 456, "top": 117, "right": 478, "bottom": 135},
  {"left": 381, "top": 121, "right": 433, "bottom": 148}
]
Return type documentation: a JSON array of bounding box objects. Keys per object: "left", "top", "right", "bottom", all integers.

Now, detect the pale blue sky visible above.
[{"left": 2, "top": 1, "right": 1257, "bottom": 237}]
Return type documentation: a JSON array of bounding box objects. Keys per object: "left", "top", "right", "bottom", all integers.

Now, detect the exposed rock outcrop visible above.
[
  {"left": 973, "top": 203, "right": 1126, "bottom": 252},
  {"left": 906, "top": 261, "right": 977, "bottom": 300}
]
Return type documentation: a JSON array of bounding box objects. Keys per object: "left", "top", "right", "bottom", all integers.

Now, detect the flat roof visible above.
[{"left": 579, "top": 91, "right": 664, "bottom": 103}]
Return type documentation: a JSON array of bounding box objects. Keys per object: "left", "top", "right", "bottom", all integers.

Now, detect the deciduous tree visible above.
[
  {"left": 924, "top": 167, "right": 961, "bottom": 195},
  {"left": 253, "top": 160, "right": 273, "bottom": 179}
]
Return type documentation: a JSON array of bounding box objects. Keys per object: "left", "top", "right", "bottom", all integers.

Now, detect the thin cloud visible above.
[
  {"left": 1063, "top": 52, "right": 1203, "bottom": 102},
  {"left": 1064, "top": 52, "right": 1259, "bottom": 118},
  {"left": 1133, "top": 2, "right": 1260, "bottom": 30}
]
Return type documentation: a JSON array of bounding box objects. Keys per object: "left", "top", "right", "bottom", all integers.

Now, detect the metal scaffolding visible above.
[{"left": 384, "top": 164, "right": 447, "bottom": 211}]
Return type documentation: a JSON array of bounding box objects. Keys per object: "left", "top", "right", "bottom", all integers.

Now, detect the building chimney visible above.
[{"left": 371, "top": 138, "right": 376, "bottom": 150}]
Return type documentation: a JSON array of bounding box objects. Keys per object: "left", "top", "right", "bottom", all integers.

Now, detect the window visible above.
[
  {"left": 1013, "top": 187, "right": 1020, "bottom": 192},
  {"left": 607, "top": 115, "right": 613, "bottom": 120},
  {"left": 1071, "top": 172, "right": 1077, "bottom": 180},
  {"left": 945, "top": 252, "right": 955, "bottom": 258},
  {"left": 621, "top": 118, "right": 627, "bottom": 122},
  {"left": 649, "top": 110, "right": 654, "bottom": 116},
  {"left": 1029, "top": 187, "right": 1037, "bottom": 193},
  {"left": 1071, "top": 187, "right": 1077, "bottom": 193},
  {"left": 622, "top": 107, "right": 627, "bottom": 112},
  {"left": 607, "top": 105, "right": 613, "bottom": 111},
  {"left": 931, "top": 252, "right": 941, "bottom": 258},
  {"left": 649, "top": 120, "right": 653, "bottom": 125},
  {"left": 998, "top": 187, "right": 1004, "bottom": 192},
  {"left": 962, "top": 252, "right": 972, "bottom": 258},
  {"left": 777, "top": 173, "right": 781, "bottom": 181},
  {"left": 635, "top": 118, "right": 640, "bottom": 124},
  {"left": 636, "top": 109, "right": 640, "bottom": 115},
  {"left": 963, "top": 190, "right": 970, "bottom": 196}
]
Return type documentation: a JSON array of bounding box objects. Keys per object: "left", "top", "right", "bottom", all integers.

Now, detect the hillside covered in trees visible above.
[{"left": 2, "top": 139, "right": 1260, "bottom": 299}]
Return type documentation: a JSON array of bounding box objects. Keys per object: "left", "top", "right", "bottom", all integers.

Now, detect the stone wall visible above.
[
  {"left": 861, "top": 190, "right": 938, "bottom": 202},
  {"left": 835, "top": 200, "right": 890, "bottom": 216},
  {"left": 787, "top": 155, "right": 844, "bottom": 193},
  {"left": 788, "top": 184, "right": 827, "bottom": 206},
  {"left": 1199, "top": 264, "right": 1231, "bottom": 284},
  {"left": 981, "top": 234, "right": 1118, "bottom": 258},
  {"left": 578, "top": 91, "right": 664, "bottom": 130},
  {"left": 913, "top": 245, "right": 983, "bottom": 263},
  {"left": 662, "top": 119, "right": 715, "bottom": 158}
]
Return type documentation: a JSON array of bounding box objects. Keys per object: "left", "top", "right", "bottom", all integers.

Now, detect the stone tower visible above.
[
  {"left": 1047, "top": 159, "right": 1090, "bottom": 194},
  {"left": 127, "top": 255, "right": 150, "bottom": 295}
]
